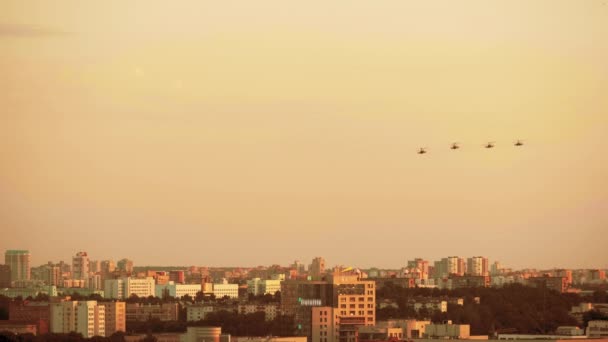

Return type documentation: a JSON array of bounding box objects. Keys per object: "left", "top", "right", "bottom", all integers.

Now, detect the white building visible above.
[
  {"left": 155, "top": 282, "right": 202, "bottom": 298},
  {"left": 247, "top": 278, "right": 282, "bottom": 296},
  {"left": 50, "top": 301, "right": 105, "bottom": 338},
  {"left": 125, "top": 277, "right": 155, "bottom": 298},
  {"left": 104, "top": 277, "right": 154, "bottom": 299},
  {"left": 213, "top": 280, "right": 238, "bottom": 299}
]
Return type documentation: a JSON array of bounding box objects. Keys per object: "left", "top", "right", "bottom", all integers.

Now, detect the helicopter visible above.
[
  {"left": 418, "top": 147, "right": 427, "bottom": 154},
  {"left": 451, "top": 143, "right": 460, "bottom": 150},
  {"left": 514, "top": 140, "right": 524, "bottom": 146},
  {"left": 485, "top": 142, "right": 495, "bottom": 148}
]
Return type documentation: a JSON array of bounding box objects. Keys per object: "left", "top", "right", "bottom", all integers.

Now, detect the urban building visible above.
[
  {"left": 126, "top": 277, "right": 155, "bottom": 298},
  {"left": 0, "top": 264, "right": 11, "bottom": 288},
  {"left": 587, "top": 320, "right": 608, "bottom": 337},
  {"left": 407, "top": 299, "right": 447, "bottom": 313},
  {"left": 186, "top": 304, "right": 218, "bottom": 322},
  {"left": 117, "top": 259, "right": 134, "bottom": 274},
  {"left": 104, "top": 277, "right": 155, "bottom": 299},
  {"left": 182, "top": 326, "right": 222, "bottom": 342},
  {"left": 376, "top": 319, "right": 430, "bottom": 338},
  {"left": 424, "top": 321, "right": 470, "bottom": 339},
  {"left": 99, "top": 301, "right": 126, "bottom": 337},
  {"left": 5, "top": 250, "right": 31, "bottom": 281},
  {"left": 50, "top": 300, "right": 106, "bottom": 338},
  {"left": 169, "top": 270, "right": 185, "bottom": 284},
  {"left": 451, "top": 275, "right": 490, "bottom": 289},
  {"left": 310, "top": 257, "right": 326, "bottom": 280},
  {"left": 9, "top": 301, "right": 51, "bottom": 334},
  {"left": 466, "top": 257, "right": 489, "bottom": 276},
  {"left": 125, "top": 303, "right": 179, "bottom": 321},
  {"left": 155, "top": 282, "right": 201, "bottom": 298},
  {"left": 104, "top": 279, "right": 125, "bottom": 299},
  {"left": 238, "top": 304, "right": 279, "bottom": 321},
  {"left": 406, "top": 258, "right": 430, "bottom": 280},
  {"left": 282, "top": 268, "right": 375, "bottom": 341},
  {"left": 311, "top": 307, "right": 337, "bottom": 342},
  {"left": 247, "top": 278, "right": 282, "bottom": 296},
  {"left": 213, "top": 280, "right": 239, "bottom": 299},
  {"left": 528, "top": 276, "right": 568, "bottom": 293},
  {"left": 358, "top": 326, "right": 404, "bottom": 340},
  {"left": 72, "top": 252, "right": 90, "bottom": 281},
  {"left": 0, "top": 322, "right": 38, "bottom": 335}
]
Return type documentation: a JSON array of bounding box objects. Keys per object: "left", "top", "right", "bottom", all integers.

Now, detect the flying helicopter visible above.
[
  {"left": 514, "top": 140, "right": 524, "bottom": 146},
  {"left": 418, "top": 147, "right": 427, "bottom": 154},
  {"left": 451, "top": 143, "right": 460, "bottom": 150},
  {"left": 485, "top": 142, "right": 495, "bottom": 148}
]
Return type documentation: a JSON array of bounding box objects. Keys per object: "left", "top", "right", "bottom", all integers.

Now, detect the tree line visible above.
[{"left": 376, "top": 282, "right": 606, "bottom": 335}]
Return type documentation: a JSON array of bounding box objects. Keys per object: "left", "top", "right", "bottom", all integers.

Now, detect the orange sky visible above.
[{"left": 1, "top": 0, "right": 607, "bottom": 269}]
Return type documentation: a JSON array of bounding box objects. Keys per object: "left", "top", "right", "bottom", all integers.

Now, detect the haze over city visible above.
[{"left": 2, "top": 1, "right": 608, "bottom": 269}]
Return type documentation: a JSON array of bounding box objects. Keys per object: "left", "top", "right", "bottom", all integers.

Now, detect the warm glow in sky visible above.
[{"left": 1, "top": 0, "right": 607, "bottom": 269}]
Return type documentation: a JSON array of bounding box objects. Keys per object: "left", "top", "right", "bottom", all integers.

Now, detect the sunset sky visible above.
[{"left": 1, "top": 0, "right": 607, "bottom": 269}]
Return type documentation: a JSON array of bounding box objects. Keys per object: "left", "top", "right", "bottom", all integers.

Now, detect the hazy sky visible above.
[{"left": 1, "top": 0, "right": 607, "bottom": 270}]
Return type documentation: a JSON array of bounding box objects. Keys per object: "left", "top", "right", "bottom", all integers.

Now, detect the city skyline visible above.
[
  {"left": 2, "top": 1, "right": 608, "bottom": 270},
  {"left": 2, "top": 249, "right": 606, "bottom": 271}
]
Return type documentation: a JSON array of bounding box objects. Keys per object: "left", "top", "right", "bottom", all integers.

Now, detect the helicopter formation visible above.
[{"left": 417, "top": 140, "right": 524, "bottom": 154}]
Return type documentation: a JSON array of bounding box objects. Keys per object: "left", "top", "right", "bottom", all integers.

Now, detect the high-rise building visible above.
[
  {"left": 407, "top": 258, "right": 429, "bottom": 280},
  {"left": 490, "top": 261, "right": 502, "bottom": 276},
  {"left": 99, "top": 302, "right": 126, "bottom": 337},
  {"left": 466, "top": 257, "right": 489, "bottom": 276},
  {"left": 101, "top": 260, "right": 116, "bottom": 275},
  {"left": 104, "top": 279, "right": 125, "bottom": 299},
  {"left": 72, "top": 252, "right": 90, "bottom": 281},
  {"left": 44, "top": 265, "right": 61, "bottom": 286},
  {"left": 282, "top": 268, "right": 375, "bottom": 341},
  {"left": 117, "top": 259, "right": 134, "bottom": 274},
  {"left": 89, "top": 260, "right": 101, "bottom": 274},
  {"left": 0, "top": 264, "right": 11, "bottom": 288},
  {"left": 5, "top": 250, "right": 31, "bottom": 281},
  {"left": 169, "top": 270, "right": 185, "bottom": 284},
  {"left": 291, "top": 260, "right": 306, "bottom": 276},
  {"left": 434, "top": 257, "right": 465, "bottom": 278},
  {"left": 50, "top": 301, "right": 106, "bottom": 338},
  {"left": 310, "top": 257, "right": 326, "bottom": 280}
]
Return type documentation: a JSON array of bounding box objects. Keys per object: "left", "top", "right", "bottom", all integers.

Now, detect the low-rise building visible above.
[
  {"left": 407, "top": 298, "right": 447, "bottom": 313},
  {"left": 186, "top": 304, "right": 218, "bottom": 322},
  {"left": 213, "top": 280, "right": 239, "bottom": 299},
  {"left": 155, "top": 282, "right": 201, "bottom": 299},
  {"left": 527, "top": 276, "right": 568, "bottom": 293},
  {"left": 424, "top": 321, "right": 470, "bottom": 339},
  {"left": 126, "top": 303, "right": 179, "bottom": 322},
  {"left": 238, "top": 304, "right": 279, "bottom": 321},
  {"left": 0, "top": 322, "right": 38, "bottom": 335},
  {"left": 9, "top": 301, "right": 51, "bottom": 334},
  {"left": 587, "top": 320, "right": 608, "bottom": 338}
]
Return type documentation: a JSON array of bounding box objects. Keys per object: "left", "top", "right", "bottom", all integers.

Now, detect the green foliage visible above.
[{"left": 376, "top": 283, "right": 581, "bottom": 335}]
